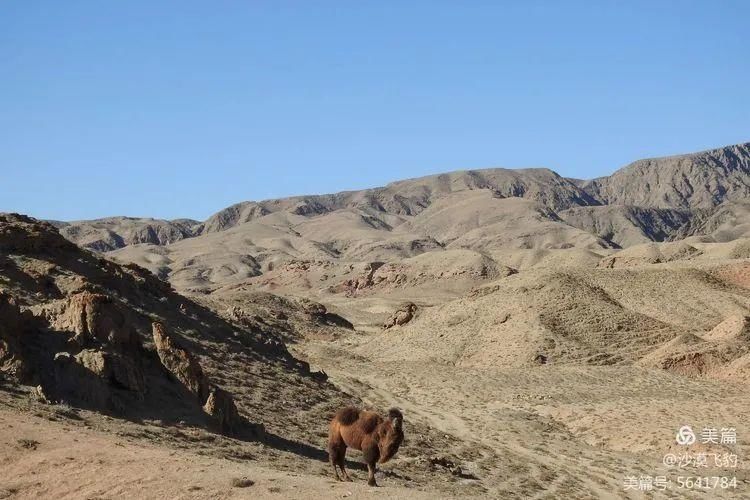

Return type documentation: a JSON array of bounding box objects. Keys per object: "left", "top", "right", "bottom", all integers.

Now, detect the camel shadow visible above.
[{"left": 261, "top": 431, "right": 367, "bottom": 472}]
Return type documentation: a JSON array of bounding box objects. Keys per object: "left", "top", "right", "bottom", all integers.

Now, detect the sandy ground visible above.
[
  {"left": 0, "top": 407, "right": 438, "bottom": 500},
  {"left": 295, "top": 337, "right": 750, "bottom": 499},
  {"left": 8, "top": 333, "right": 749, "bottom": 499}
]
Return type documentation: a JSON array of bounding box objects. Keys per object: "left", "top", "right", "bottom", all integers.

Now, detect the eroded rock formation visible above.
[
  {"left": 384, "top": 303, "right": 418, "bottom": 329},
  {"left": 0, "top": 292, "right": 32, "bottom": 381},
  {"left": 203, "top": 386, "right": 242, "bottom": 434},
  {"left": 152, "top": 322, "right": 246, "bottom": 435},
  {"left": 152, "top": 322, "right": 209, "bottom": 400},
  {"left": 54, "top": 291, "right": 139, "bottom": 346}
]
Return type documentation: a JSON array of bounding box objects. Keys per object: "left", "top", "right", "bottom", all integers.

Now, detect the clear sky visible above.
[{"left": 2, "top": 1, "right": 749, "bottom": 221}]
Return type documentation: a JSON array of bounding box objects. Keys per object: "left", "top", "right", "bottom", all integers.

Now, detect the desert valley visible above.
[{"left": 3, "top": 142, "right": 750, "bottom": 498}]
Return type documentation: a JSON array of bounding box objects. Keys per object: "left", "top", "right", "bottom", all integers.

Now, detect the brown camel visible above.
[{"left": 327, "top": 406, "right": 404, "bottom": 486}]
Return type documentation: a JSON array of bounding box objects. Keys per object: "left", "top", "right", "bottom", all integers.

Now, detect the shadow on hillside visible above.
[{"left": 0, "top": 254, "right": 62, "bottom": 299}]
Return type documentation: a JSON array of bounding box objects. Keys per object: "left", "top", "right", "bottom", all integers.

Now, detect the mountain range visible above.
[
  {"left": 58, "top": 142, "right": 750, "bottom": 250},
  {"left": 47, "top": 142, "right": 750, "bottom": 297}
]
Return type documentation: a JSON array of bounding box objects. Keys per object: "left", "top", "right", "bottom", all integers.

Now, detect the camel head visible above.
[{"left": 378, "top": 408, "right": 404, "bottom": 463}]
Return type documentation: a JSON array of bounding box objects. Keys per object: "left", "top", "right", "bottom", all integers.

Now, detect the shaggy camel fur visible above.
[{"left": 328, "top": 406, "right": 404, "bottom": 486}]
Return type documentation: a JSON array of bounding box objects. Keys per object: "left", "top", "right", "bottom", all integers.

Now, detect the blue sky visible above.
[{"left": 1, "top": 1, "right": 749, "bottom": 221}]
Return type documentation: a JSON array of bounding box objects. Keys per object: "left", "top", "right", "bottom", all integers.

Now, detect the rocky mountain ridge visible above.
[{"left": 57, "top": 142, "right": 750, "bottom": 254}]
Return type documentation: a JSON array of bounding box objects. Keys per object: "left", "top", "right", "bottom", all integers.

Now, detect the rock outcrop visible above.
[
  {"left": 298, "top": 299, "right": 353, "bottom": 330},
  {"left": 41, "top": 293, "right": 148, "bottom": 409},
  {"left": 152, "top": 322, "right": 246, "bottom": 435},
  {"left": 152, "top": 322, "right": 209, "bottom": 400},
  {"left": 203, "top": 386, "right": 242, "bottom": 434},
  {"left": 54, "top": 291, "right": 139, "bottom": 346},
  {"left": 0, "top": 292, "right": 32, "bottom": 381},
  {"left": 53, "top": 348, "right": 146, "bottom": 409},
  {"left": 384, "top": 303, "right": 418, "bottom": 329},
  {"left": 332, "top": 262, "right": 386, "bottom": 297},
  {"left": 74, "top": 349, "right": 145, "bottom": 394}
]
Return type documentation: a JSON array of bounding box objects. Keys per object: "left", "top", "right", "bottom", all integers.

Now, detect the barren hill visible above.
[
  {"left": 360, "top": 263, "right": 750, "bottom": 377},
  {"left": 58, "top": 142, "right": 750, "bottom": 262},
  {"left": 670, "top": 201, "right": 750, "bottom": 243},
  {"left": 198, "top": 167, "right": 600, "bottom": 235},
  {"left": 583, "top": 142, "right": 750, "bottom": 209},
  {"left": 54, "top": 217, "right": 200, "bottom": 252},
  {"left": 0, "top": 213, "right": 347, "bottom": 440},
  {"left": 558, "top": 205, "right": 692, "bottom": 247}
]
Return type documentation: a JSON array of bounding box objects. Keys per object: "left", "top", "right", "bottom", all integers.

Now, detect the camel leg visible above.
[
  {"left": 362, "top": 438, "right": 380, "bottom": 486},
  {"left": 338, "top": 452, "right": 352, "bottom": 482},
  {"left": 328, "top": 443, "right": 343, "bottom": 481},
  {"left": 367, "top": 462, "right": 378, "bottom": 487},
  {"left": 330, "top": 454, "right": 342, "bottom": 481}
]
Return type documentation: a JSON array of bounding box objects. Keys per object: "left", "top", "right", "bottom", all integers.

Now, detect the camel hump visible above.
[{"left": 335, "top": 406, "right": 360, "bottom": 425}]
